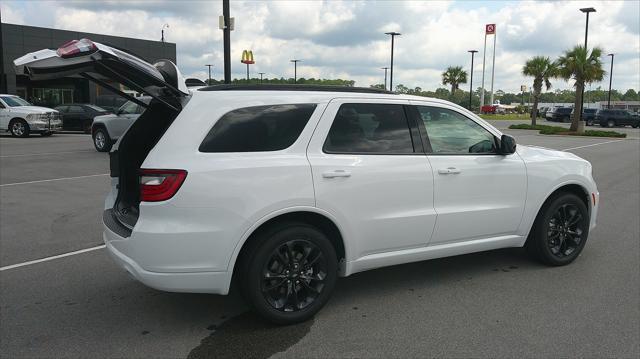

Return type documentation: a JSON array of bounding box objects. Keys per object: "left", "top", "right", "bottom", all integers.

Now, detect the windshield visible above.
[{"left": 0, "top": 96, "right": 32, "bottom": 107}]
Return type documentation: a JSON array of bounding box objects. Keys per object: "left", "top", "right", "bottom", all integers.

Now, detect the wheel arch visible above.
[
  {"left": 525, "top": 181, "right": 591, "bottom": 240},
  {"left": 229, "top": 208, "right": 348, "bottom": 288}
]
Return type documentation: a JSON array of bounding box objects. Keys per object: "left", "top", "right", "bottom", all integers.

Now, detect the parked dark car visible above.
[
  {"left": 596, "top": 109, "right": 640, "bottom": 128},
  {"left": 546, "top": 107, "right": 572, "bottom": 122},
  {"left": 54, "top": 104, "right": 111, "bottom": 133},
  {"left": 574, "top": 108, "right": 598, "bottom": 125}
]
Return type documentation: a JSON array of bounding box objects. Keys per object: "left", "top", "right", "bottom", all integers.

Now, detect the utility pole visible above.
[
  {"left": 205, "top": 64, "right": 213, "bottom": 84},
  {"left": 0, "top": 9, "right": 5, "bottom": 93},
  {"left": 258, "top": 72, "right": 265, "bottom": 84},
  {"left": 385, "top": 32, "right": 400, "bottom": 91},
  {"left": 607, "top": 53, "right": 614, "bottom": 108},
  {"left": 222, "top": 0, "right": 231, "bottom": 84},
  {"left": 579, "top": 7, "right": 596, "bottom": 128},
  {"left": 381, "top": 67, "right": 388, "bottom": 90},
  {"left": 290, "top": 59, "right": 301, "bottom": 83},
  {"left": 468, "top": 50, "right": 478, "bottom": 111}
]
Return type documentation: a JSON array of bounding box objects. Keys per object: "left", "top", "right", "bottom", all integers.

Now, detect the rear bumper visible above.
[{"left": 103, "top": 223, "right": 232, "bottom": 295}]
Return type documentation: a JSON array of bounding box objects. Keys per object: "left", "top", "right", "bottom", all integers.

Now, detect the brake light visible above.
[
  {"left": 139, "top": 169, "right": 187, "bottom": 202},
  {"left": 56, "top": 38, "right": 98, "bottom": 58}
]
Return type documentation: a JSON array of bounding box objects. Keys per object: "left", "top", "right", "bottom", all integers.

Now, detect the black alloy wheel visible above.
[
  {"left": 261, "top": 239, "right": 328, "bottom": 312},
  {"left": 526, "top": 192, "right": 589, "bottom": 266},
  {"left": 241, "top": 223, "right": 337, "bottom": 325}
]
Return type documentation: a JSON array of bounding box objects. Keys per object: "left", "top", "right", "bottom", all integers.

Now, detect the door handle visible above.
[
  {"left": 438, "top": 167, "right": 461, "bottom": 175},
  {"left": 322, "top": 170, "right": 351, "bottom": 178}
]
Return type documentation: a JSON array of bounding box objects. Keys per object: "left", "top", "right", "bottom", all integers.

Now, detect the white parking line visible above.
[
  {"left": 562, "top": 139, "right": 626, "bottom": 151},
  {"left": 0, "top": 245, "right": 106, "bottom": 271},
  {"left": 0, "top": 173, "right": 109, "bottom": 187},
  {"left": 0, "top": 150, "right": 95, "bottom": 158}
]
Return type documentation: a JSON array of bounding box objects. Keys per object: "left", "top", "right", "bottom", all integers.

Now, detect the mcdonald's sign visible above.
[{"left": 241, "top": 50, "right": 255, "bottom": 64}]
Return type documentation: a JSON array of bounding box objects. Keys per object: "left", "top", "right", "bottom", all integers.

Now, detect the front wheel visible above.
[
  {"left": 10, "top": 119, "right": 30, "bottom": 137},
  {"left": 240, "top": 223, "right": 338, "bottom": 325},
  {"left": 525, "top": 193, "right": 589, "bottom": 266},
  {"left": 92, "top": 128, "right": 112, "bottom": 152}
]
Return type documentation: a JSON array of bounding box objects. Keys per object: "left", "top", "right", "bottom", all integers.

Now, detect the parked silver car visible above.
[{"left": 91, "top": 97, "right": 150, "bottom": 152}]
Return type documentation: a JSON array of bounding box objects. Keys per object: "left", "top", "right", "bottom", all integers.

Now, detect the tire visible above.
[
  {"left": 9, "top": 119, "right": 30, "bottom": 137},
  {"left": 92, "top": 128, "right": 112, "bottom": 152},
  {"left": 239, "top": 222, "right": 338, "bottom": 325},
  {"left": 525, "top": 192, "right": 590, "bottom": 266},
  {"left": 586, "top": 119, "right": 594, "bottom": 126},
  {"left": 632, "top": 122, "right": 639, "bottom": 128},
  {"left": 607, "top": 120, "right": 615, "bottom": 128}
]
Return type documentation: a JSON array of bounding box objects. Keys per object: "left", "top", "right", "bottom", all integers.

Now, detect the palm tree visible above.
[
  {"left": 522, "top": 56, "right": 558, "bottom": 126},
  {"left": 442, "top": 66, "right": 467, "bottom": 95},
  {"left": 556, "top": 45, "right": 605, "bottom": 132}
]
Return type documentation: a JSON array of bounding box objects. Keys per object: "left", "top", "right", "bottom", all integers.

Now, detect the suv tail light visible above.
[
  {"left": 140, "top": 169, "right": 187, "bottom": 202},
  {"left": 57, "top": 38, "right": 98, "bottom": 58}
]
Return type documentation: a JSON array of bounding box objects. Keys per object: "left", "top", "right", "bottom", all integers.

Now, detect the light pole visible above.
[
  {"left": 290, "top": 59, "right": 301, "bottom": 83},
  {"left": 607, "top": 53, "right": 614, "bottom": 108},
  {"left": 579, "top": 7, "right": 596, "bottom": 125},
  {"left": 258, "top": 72, "right": 265, "bottom": 84},
  {"left": 205, "top": 64, "right": 213, "bottom": 84},
  {"left": 468, "top": 50, "right": 478, "bottom": 111},
  {"left": 385, "top": 32, "right": 401, "bottom": 91},
  {"left": 161, "top": 23, "right": 169, "bottom": 42},
  {"left": 381, "top": 67, "right": 389, "bottom": 90}
]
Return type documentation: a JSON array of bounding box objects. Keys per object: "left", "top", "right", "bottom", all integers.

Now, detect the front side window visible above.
[
  {"left": 323, "top": 103, "right": 414, "bottom": 154},
  {"left": 119, "top": 101, "right": 139, "bottom": 114},
  {"left": 417, "top": 106, "right": 497, "bottom": 154},
  {"left": 199, "top": 104, "right": 317, "bottom": 152}
]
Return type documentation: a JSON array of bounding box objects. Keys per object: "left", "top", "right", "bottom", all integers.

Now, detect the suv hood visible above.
[
  {"left": 9, "top": 106, "right": 58, "bottom": 114},
  {"left": 517, "top": 144, "right": 586, "bottom": 162}
]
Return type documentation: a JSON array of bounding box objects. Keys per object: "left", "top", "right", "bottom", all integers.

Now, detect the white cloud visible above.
[{"left": 2, "top": 0, "right": 638, "bottom": 94}]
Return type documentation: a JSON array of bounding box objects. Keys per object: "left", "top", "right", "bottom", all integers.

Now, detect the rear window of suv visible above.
[{"left": 199, "top": 104, "right": 317, "bottom": 152}]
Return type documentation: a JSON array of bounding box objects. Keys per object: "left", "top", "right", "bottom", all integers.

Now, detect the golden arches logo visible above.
[{"left": 241, "top": 50, "right": 255, "bottom": 64}]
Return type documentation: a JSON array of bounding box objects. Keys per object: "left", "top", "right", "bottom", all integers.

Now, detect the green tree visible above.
[
  {"left": 622, "top": 89, "right": 639, "bottom": 101},
  {"left": 522, "top": 56, "right": 558, "bottom": 126},
  {"left": 557, "top": 45, "right": 605, "bottom": 132},
  {"left": 441, "top": 66, "right": 468, "bottom": 95}
]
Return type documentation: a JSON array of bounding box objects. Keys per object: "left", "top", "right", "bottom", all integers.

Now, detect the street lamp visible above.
[
  {"left": 607, "top": 53, "right": 614, "bottom": 108},
  {"left": 579, "top": 7, "right": 596, "bottom": 124},
  {"left": 258, "top": 72, "right": 265, "bottom": 84},
  {"left": 290, "top": 59, "right": 301, "bottom": 84},
  {"left": 385, "top": 32, "right": 401, "bottom": 91},
  {"left": 161, "top": 23, "right": 169, "bottom": 43},
  {"left": 205, "top": 64, "right": 213, "bottom": 84},
  {"left": 468, "top": 50, "right": 478, "bottom": 111},
  {"left": 381, "top": 67, "right": 389, "bottom": 91}
]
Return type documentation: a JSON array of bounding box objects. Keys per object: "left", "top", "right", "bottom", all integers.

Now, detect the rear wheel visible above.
[
  {"left": 240, "top": 222, "right": 338, "bottom": 325},
  {"left": 525, "top": 193, "right": 589, "bottom": 266},
  {"left": 9, "top": 119, "right": 29, "bottom": 137},
  {"left": 607, "top": 119, "right": 616, "bottom": 128},
  {"left": 586, "top": 119, "right": 594, "bottom": 126},
  {"left": 93, "top": 128, "right": 112, "bottom": 152}
]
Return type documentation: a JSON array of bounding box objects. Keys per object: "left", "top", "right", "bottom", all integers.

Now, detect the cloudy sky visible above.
[{"left": 2, "top": 0, "right": 639, "bottom": 93}]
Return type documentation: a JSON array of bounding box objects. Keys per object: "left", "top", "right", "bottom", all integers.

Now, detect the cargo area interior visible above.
[{"left": 111, "top": 98, "right": 182, "bottom": 230}]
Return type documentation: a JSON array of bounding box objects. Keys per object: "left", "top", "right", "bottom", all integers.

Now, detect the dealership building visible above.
[{"left": 0, "top": 23, "right": 176, "bottom": 108}]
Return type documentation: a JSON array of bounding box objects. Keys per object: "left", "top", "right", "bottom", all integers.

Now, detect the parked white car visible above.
[
  {"left": 0, "top": 94, "right": 62, "bottom": 137},
  {"left": 17, "top": 40, "right": 599, "bottom": 324}
]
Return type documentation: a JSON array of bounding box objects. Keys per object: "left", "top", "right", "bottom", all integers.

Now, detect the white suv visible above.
[{"left": 17, "top": 40, "right": 598, "bottom": 324}]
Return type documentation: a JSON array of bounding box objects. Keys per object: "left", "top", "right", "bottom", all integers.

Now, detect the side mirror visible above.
[{"left": 500, "top": 134, "right": 517, "bottom": 155}]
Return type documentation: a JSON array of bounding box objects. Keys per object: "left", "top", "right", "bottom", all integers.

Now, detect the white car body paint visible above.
[{"left": 101, "top": 90, "right": 598, "bottom": 295}]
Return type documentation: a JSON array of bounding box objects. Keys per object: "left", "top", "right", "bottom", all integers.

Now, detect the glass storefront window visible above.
[{"left": 31, "top": 88, "right": 74, "bottom": 108}]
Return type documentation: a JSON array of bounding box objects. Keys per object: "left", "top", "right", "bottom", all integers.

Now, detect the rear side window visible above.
[
  {"left": 199, "top": 104, "right": 316, "bottom": 152},
  {"left": 323, "top": 103, "right": 414, "bottom": 154}
]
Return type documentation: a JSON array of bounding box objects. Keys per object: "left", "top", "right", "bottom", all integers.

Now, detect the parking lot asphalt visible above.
[{"left": 1, "top": 125, "right": 639, "bottom": 358}]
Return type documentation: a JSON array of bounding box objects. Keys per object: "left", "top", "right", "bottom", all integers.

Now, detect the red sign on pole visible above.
[{"left": 486, "top": 24, "right": 496, "bottom": 34}]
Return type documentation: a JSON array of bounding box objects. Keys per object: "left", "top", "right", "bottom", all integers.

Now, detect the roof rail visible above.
[{"left": 198, "top": 84, "right": 394, "bottom": 94}]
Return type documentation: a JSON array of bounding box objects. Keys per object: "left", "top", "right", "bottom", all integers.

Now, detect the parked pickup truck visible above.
[{"left": 0, "top": 94, "right": 62, "bottom": 137}]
